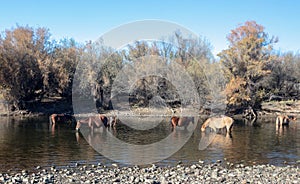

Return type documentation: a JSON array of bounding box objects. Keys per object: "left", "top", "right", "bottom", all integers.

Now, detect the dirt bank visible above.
[
  {"left": 260, "top": 100, "right": 300, "bottom": 117},
  {"left": 1, "top": 98, "right": 299, "bottom": 118}
]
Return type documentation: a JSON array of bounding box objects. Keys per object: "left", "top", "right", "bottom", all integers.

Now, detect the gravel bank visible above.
[{"left": 0, "top": 161, "right": 299, "bottom": 184}]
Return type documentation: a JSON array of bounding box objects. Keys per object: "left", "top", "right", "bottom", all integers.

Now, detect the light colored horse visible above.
[
  {"left": 201, "top": 115, "right": 234, "bottom": 133},
  {"left": 76, "top": 114, "right": 108, "bottom": 131},
  {"left": 275, "top": 115, "right": 296, "bottom": 127}
]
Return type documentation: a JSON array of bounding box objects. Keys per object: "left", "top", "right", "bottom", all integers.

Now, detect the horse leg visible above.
[
  {"left": 88, "top": 117, "right": 95, "bottom": 131},
  {"left": 50, "top": 114, "right": 57, "bottom": 132},
  {"left": 276, "top": 117, "right": 281, "bottom": 127},
  {"left": 50, "top": 114, "right": 57, "bottom": 126},
  {"left": 171, "top": 118, "right": 177, "bottom": 130},
  {"left": 226, "top": 124, "right": 232, "bottom": 133},
  {"left": 76, "top": 121, "right": 81, "bottom": 131},
  {"left": 178, "top": 118, "right": 183, "bottom": 127},
  {"left": 113, "top": 117, "right": 117, "bottom": 127}
]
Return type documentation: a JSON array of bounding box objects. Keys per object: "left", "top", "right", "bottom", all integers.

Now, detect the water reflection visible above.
[
  {"left": 199, "top": 131, "right": 232, "bottom": 151},
  {"left": 0, "top": 116, "right": 299, "bottom": 172},
  {"left": 79, "top": 116, "right": 197, "bottom": 165},
  {"left": 0, "top": 116, "right": 102, "bottom": 172}
]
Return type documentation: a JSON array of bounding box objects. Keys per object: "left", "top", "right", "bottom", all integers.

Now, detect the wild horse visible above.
[
  {"left": 49, "top": 113, "right": 77, "bottom": 131},
  {"left": 201, "top": 115, "right": 234, "bottom": 134},
  {"left": 276, "top": 114, "right": 296, "bottom": 127}
]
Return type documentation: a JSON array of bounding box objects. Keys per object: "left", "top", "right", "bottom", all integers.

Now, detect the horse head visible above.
[{"left": 201, "top": 118, "right": 210, "bottom": 132}]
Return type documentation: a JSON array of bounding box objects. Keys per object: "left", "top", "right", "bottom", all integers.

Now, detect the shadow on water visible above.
[{"left": 0, "top": 116, "right": 299, "bottom": 171}]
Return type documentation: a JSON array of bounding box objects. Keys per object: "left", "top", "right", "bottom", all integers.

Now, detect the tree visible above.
[
  {"left": 73, "top": 33, "right": 215, "bottom": 111},
  {"left": 73, "top": 40, "right": 123, "bottom": 110},
  {"left": 50, "top": 38, "right": 81, "bottom": 98},
  {"left": 218, "top": 21, "right": 278, "bottom": 112},
  {"left": 0, "top": 25, "right": 80, "bottom": 111},
  {"left": 263, "top": 52, "right": 300, "bottom": 100},
  {"left": 0, "top": 26, "right": 49, "bottom": 110}
]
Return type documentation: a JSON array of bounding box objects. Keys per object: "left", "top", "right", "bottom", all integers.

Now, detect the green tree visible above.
[{"left": 218, "top": 21, "right": 278, "bottom": 113}]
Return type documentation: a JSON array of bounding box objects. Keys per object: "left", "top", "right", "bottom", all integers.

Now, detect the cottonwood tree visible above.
[{"left": 218, "top": 21, "right": 278, "bottom": 114}]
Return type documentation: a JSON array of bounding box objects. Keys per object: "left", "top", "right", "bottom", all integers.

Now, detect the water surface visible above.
[{"left": 0, "top": 116, "right": 299, "bottom": 172}]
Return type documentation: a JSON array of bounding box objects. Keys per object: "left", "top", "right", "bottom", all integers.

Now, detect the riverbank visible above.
[
  {"left": 1, "top": 161, "right": 299, "bottom": 183},
  {"left": 1, "top": 99, "right": 300, "bottom": 119},
  {"left": 261, "top": 100, "right": 300, "bottom": 117},
  {"left": 0, "top": 98, "right": 73, "bottom": 117}
]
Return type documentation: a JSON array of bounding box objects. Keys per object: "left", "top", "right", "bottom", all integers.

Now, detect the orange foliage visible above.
[{"left": 224, "top": 77, "right": 250, "bottom": 105}]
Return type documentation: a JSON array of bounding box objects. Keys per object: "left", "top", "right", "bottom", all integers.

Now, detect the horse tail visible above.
[
  {"left": 102, "top": 116, "right": 108, "bottom": 127},
  {"left": 201, "top": 118, "right": 210, "bottom": 131},
  {"left": 101, "top": 116, "right": 108, "bottom": 127},
  {"left": 284, "top": 115, "right": 290, "bottom": 124},
  {"left": 229, "top": 117, "right": 234, "bottom": 125}
]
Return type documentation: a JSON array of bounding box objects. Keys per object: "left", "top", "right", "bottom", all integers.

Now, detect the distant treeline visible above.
[{"left": 0, "top": 21, "right": 299, "bottom": 114}]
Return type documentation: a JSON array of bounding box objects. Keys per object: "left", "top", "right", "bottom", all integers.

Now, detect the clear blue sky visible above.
[{"left": 1, "top": 0, "right": 299, "bottom": 56}]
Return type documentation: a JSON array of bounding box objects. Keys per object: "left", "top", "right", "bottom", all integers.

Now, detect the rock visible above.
[
  {"left": 228, "top": 173, "right": 236, "bottom": 177},
  {"left": 113, "top": 178, "right": 120, "bottom": 182},
  {"left": 134, "top": 177, "right": 140, "bottom": 183},
  {"left": 190, "top": 165, "right": 197, "bottom": 170},
  {"left": 211, "top": 171, "right": 218, "bottom": 179},
  {"left": 129, "top": 175, "right": 135, "bottom": 182},
  {"left": 0, "top": 162, "right": 299, "bottom": 183}
]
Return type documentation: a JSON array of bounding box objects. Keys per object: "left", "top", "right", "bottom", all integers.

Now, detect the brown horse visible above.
[
  {"left": 49, "top": 114, "right": 76, "bottom": 128},
  {"left": 76, "top": 114, "right": 108, "bottom": 131},
  {"left": 201, "top": 115, "right": 234, "bottom": 133},
  {"left": 171, "top": 116, "right": 194, "bottom": 131},
  {"left": 171, "top": 116, "right": 183, "bottom": 128},
  {"left": 275, "top": 115, "right": 296, "bottom": 127}
]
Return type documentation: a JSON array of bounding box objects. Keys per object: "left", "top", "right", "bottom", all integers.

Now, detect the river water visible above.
[{"left": 0, "top": 116, "right": 299, "bottom": 172}]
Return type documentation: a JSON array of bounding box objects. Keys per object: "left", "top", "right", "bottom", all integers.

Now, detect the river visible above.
[{"left": 0, "top": 116, "right": 299, "bottom": 172}]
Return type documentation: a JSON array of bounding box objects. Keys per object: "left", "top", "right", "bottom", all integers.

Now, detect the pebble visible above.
[
  {"left": 0, "top": 162, "right": 299, "bottom": 183},
  {"left": 112, "top": 163, "right": 118, "bottom": 167},
  {"left": 199, "top": 160, "right": 205, "bottom": 164}
]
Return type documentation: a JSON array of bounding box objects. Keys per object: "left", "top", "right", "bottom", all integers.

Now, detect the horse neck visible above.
[{"left": 202, "top": 118, "right": 211, "bottom": 128}]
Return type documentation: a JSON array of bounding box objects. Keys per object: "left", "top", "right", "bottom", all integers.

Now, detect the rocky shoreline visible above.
[{"left": 1, "top": 161, "right": 299, "bottom": 184}]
